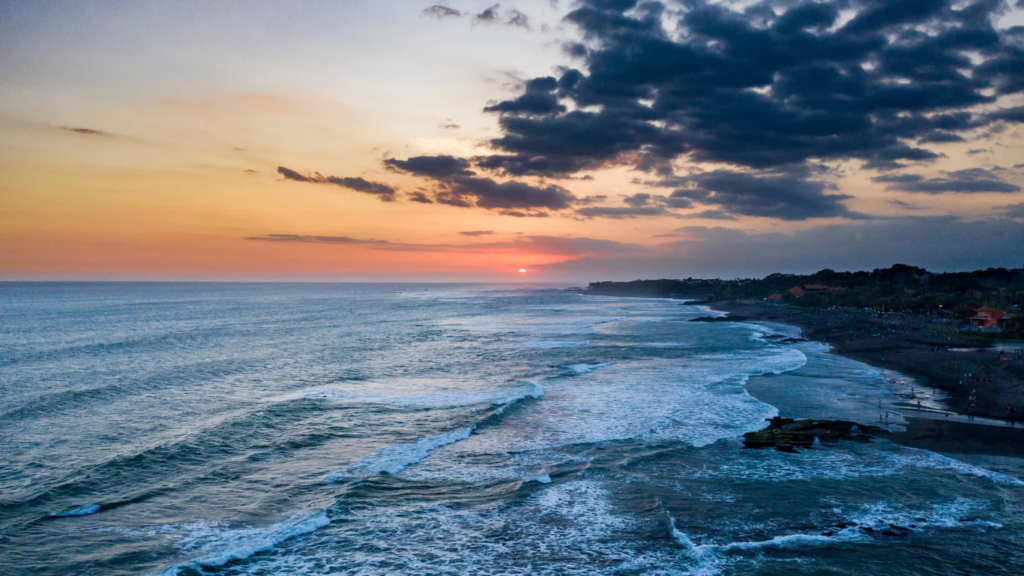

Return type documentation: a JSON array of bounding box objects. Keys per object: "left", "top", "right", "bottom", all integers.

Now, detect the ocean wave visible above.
[
  {"left": 272, "top": 380, "right": 545, "bottom": 410},
  {"left": 566, "top": 362, "right": 614, "bottom": 375},
  {"left": 658, "top": 440, "right": 1024, "bottom": 486},
  {"left": 519, "top": 340, "right": 590, "bottom": 349},
  {"left": 326, "top": 427, "right": 475, "bottom": 480},
  {"left": 48, "top": 503, "right": 101, "bottom": 517},
  {"left": 846, "top": 498, "right": 1003, "bottom": 532},
  {"left": 322, "top": 381, "right": 548, "bottom": 481},
  {"left": 897, "top": 449, "right": 1024, "bottom": 487},
  {"left": 668, "top": 498, "right": 1002, "bottom": 574},
  {"left": 152, "top": 510, "right": 330, "bottom": 576},
  {"left": 228, "top": 479, "right": 690, "bottom": 576}
]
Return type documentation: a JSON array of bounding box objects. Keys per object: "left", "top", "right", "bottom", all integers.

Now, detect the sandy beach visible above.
[{"left": 712, "top": 300, "right": 1024, "bottom": 457}]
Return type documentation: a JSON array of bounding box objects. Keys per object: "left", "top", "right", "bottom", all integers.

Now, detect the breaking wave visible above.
[{"left": 153, "top": 511, "right": 330, "bottom": 576}]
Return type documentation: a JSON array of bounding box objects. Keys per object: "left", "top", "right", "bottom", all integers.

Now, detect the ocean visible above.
[{"left": 1, "top": 283, "right": 1022, "bottom": 575}]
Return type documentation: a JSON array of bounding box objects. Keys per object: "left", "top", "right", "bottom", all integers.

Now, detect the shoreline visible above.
[
  {"left": 708, "top": 300, "right": 1024, "bottom": 458},
  {"left": 708, "top": 301, "right": 1024, "bottom": 419}
]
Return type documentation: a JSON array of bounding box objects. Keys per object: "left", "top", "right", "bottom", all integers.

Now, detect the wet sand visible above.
[
  {"left": 711, "top": 301, "right": 1024, "bottom": 457},
  {"left": 892, "top": 416, "right": 1024, "bottom": 458}
]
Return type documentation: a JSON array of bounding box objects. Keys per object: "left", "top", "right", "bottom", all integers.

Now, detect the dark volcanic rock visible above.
[{"left": 743, "top": 417, "right": 888, "bottom": 451}]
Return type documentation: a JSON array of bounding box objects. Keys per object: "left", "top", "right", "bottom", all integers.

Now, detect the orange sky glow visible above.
[{"left": 2, "top": 1, "right": 1023, "bottom": 281}]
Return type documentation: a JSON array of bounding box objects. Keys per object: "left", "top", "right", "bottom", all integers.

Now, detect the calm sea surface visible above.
[{"left": 1, "top": 283, "right": 1022, "bottom": 575}]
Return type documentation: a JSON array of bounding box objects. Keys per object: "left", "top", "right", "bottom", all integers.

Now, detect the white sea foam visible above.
[
  {"left": 520, "top": 340, "right": 590, "bottom": 349},
  {"left": 225, "top": 479, "right": 692, "bottom": 576},
  {"left": 671, "top": 494, "right": 999, "bottom": 565},
  {"left": 153, "top": 510, "right": 330, "bottom": 576},
  {"left": 667, "top": 497, "right": 1001, "bottom": 576},
  {"left": 49, "top": 504, "right": 101, "bottom": 517},
  {"left": 846, "top": 498, "right": 1003, "bottom": 531},
  {"left": 274, "top": 380, "right": 544, "bottom": 410},
  {"left": 566, "top": 362, "right": 614, "bottom": 375},
  {"left": 897, "top": 449, "right": 1024, "bottom": 486},
  {"left": 326, "top": 427, "right": 475, "bottom": 480},
  {"left": 413, "top": 349, "right": 807, "bottom": 466}
]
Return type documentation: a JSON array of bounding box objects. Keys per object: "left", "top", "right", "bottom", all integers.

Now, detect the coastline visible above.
[{"left": 709, "top": 300, "right": 1024, "bottom": 458}]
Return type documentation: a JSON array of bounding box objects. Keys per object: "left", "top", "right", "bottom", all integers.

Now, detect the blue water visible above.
[{"left": 1, "top": 283, "right": 1022, "bottom": 575}]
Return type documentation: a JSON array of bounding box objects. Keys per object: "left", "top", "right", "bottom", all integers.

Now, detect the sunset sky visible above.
[{"left": 2, "top": 0, "right": 1024, "bottom": 281}]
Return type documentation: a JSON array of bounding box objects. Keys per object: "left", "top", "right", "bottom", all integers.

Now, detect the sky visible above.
[{"left": 1, "top": 0, "right": 1023, "bottom": 281}]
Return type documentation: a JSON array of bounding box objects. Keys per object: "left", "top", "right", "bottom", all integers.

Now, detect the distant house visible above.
[
  {"left": 804, "top": 284, "right": 846, "bottom": 293},
  {"left": 790, "top": 284, "right": 844, "bottom": 298},
  {"left": 766, "top": 293, "right": 784, "bottom": 304},
  {"left": 970, "top": 306, "right": 1011, "bottom": 329}
]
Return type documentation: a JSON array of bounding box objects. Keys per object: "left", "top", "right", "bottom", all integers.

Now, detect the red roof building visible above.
[
  {"left": 970, "top": 306, "right": 1011, "bottom": 329},
  {"left": 789, "top": 286, "right": 806, "bottom": 298}
]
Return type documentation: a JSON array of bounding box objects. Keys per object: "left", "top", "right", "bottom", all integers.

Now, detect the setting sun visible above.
[{"left": 518, "top": 268, "right": 527, "bottom": 273}]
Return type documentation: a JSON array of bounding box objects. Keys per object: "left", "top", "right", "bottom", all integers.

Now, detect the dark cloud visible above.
[
  {"left": 574, "top": 189, "right": 701, "bottom": 217},
  {"left": 576, "top": 205, "right": 676, "bottom": 218},
  {"left": 499, "top": 210, "right": 551, "bottom": 217},
  {"left": 990, "top": 107, "right": 1024, "bottom": 123},
  {"left": 576, "top": 194, "right": 608, "bottom": 205},
  {"left": 917, "top": 131, "right": 966, "bottom": 144},
  {"left": 384, "top": 155, "right": 475, "bottom": 178},
  {"left": 967, "top": 148, "right": 991, "bottom": 155},
  {"left": 384, "top": 154, "right": 579, "bottom": 211},
  {"left": 435, "top": 190, "right": 475, "bottom": 207},
  {"left": 539, "top": 217, "right": 1024, "bottom": 280},
  {"left": 408, "top": 191, "right": 435, "bottom": 203},
  {"left": 507, "top": 9, "right": 531, "bottom": 29},
  {"left": 878, "top": 168, "right": 1020, "bottom": 194},
  {"left": 1015, "top": 163, "right": 1024, "bottom": 169},
  {"left": 871, "top": 173, "right": 926, "bottom": 184},
  {"left": 666, "top": 170, "right": 859, "bottom": 220},
  {"left": 277, "top": 166, "right": 313, "bottom": 182},
  {"left": 248, "top": 234, "right": 389, "bottom": 245},
  {"left": 447, "top": 177, "right": 577, "bottom": 210},
  {"left": 888, "top": 199, "right": 923, "bottom": 210},
  {"left": 484, "top": 76, "right": 566, "bottom": 115},
  {"left": 467, "top": 0, "right": 1024, "bottom": 218},
  {"left": 440, "top": 122, "right": 461, "bottom": 129},
  {"left": 475, "top": 4, "right": 501, "bottom": 23},
  {"left": 998, "top": 203, "right": 1024, "bottom": 218},
  {"left": 276, "top": 166, "right": 398, "bottom": 201},
  {"left": 328, "top": 177, "right": 397, "bottom": 201},
  {"left": 60, "top": 127, "right": 108, "bottom": 136},
  {"left": 423, "top": 5, "right": 462, "bottom": 19},
  {"left": 623, "top": 192, "right": 654, "bottom": 207},
  {"left": 680, "top": 209, "right": 738, "bottom": 220},
  {"left": 459, "top": 230, "right": 496, "bottom": 236}
]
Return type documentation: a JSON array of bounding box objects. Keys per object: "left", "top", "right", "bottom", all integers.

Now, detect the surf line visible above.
[
  {"left": 325, "top": 381, "right": 545, "bottom": 481},
  {"left": 152, "top": 510, "right": 331, "bottom": 576}
]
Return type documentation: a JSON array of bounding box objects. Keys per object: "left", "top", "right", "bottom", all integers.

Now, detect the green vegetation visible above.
[{"left": 586, "top": 265, "right": 1024, "bottom": 336}]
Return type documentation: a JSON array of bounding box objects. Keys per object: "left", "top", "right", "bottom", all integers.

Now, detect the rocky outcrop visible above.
[{"left": 743, "top": 417, "right": 888, "bottom": 452}]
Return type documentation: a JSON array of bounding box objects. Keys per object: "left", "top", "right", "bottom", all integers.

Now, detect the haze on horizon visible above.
[{"left": 2, "top": 0, "right": 1024, "bottom": 282}]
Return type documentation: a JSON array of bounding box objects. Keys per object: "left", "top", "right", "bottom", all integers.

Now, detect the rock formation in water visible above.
[{"left": 743, "top": 417, "right": 888, "bottom": 453}]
